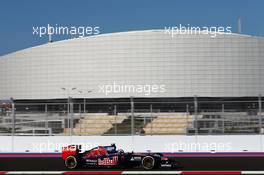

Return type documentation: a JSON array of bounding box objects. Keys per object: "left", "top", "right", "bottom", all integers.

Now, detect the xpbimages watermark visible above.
[
  {"left": 164, "top": 141, "right": 232, "bottom": 152},
  {"left": 32, "top": 141, "right": 100, "bottom": 152},
  {"left": 32, "top": 24, "right": 100, "bottom": 38},
  {"left": 164, "top": 24, "right": 232, "bottom": 38},
  {"left": 98, "top": 82, "right": 166, "bottom": 96}
]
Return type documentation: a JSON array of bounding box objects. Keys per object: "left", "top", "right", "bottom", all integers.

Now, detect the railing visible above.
[{"left": 0, "top": 98, "right": 263, "bottom": 136}]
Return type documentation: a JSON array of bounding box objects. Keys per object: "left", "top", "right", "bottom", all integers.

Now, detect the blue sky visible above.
[{"left": 0, "top": 0, "right": 263, "bottom": 56}]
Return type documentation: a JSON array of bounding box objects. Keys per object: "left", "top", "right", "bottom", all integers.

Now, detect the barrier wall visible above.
[{"left": 0, "top": 135, "right": 263, "bottom": 153}]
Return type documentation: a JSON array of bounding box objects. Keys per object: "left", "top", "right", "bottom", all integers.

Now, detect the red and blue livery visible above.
[{"left": 62, "top": 144, "right": 178, "bottom": 170}]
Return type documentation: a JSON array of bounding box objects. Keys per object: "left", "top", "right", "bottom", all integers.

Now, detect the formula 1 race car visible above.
[{"left": 62, "top": 144, "right": 178, "bottom": 170}]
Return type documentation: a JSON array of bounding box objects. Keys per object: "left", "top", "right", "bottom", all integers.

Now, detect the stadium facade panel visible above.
[{"left": 0, "top": 30, "right": 264, "bottom": 100}]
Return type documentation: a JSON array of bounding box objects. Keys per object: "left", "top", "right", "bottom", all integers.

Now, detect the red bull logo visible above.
[{"left": 98, "top": 156, "right": 118, "bottom": 165}]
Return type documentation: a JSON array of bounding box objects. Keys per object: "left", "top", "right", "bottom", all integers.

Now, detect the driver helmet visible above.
[{"left": 118, "top": 149, "right": 124, "bottom": 154}]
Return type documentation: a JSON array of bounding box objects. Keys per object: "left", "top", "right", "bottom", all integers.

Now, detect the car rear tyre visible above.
[
  {"left": 65, "top": 156, "right": 78, "bottom": 169},
  {"left": 142, "top": 156, "right": 155, "bottom": 170}
]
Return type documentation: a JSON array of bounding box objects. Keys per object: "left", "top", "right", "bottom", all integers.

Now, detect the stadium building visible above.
[{"left": 0, "top": 30, "right": 264, "bottom": 113}]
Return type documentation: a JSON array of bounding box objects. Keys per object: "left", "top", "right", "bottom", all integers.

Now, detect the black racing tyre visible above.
[
  {"left": 141, "top": 156, "right": 155, "bottom": 170},
  {"left": 65, "top": 156, "right": 78, "bottom": 169}
]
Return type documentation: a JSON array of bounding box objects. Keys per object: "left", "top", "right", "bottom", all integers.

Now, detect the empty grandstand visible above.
[{"left": 1, "top": 105, "right": 264, "bottom": 136}]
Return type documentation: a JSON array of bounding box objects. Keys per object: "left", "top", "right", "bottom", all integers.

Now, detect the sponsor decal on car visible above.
[
  {"left": 98, "top": 156, "right": 118, "bottom": 165},
  {"left": 86, "top": 159, "right": 97, "bottom": 163},
  {"left": 130, "top": 156, "right": 141, "bottom": 161}
]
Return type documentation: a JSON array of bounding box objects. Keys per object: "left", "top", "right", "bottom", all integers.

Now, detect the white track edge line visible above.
[
  {"left": 242, "top": 171, "right": 264, "bottom": 174},
  {"left": 122, "top": 171, "right": 182, "bottom": 174}
]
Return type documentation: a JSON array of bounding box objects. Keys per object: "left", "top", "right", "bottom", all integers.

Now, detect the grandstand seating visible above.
[
  {"left": 104, "top": 115, "right": 149, "bottom": 135},
  {"left": 64, "top": 114, "right": 127, "bottom": 135},
  {"left": 2, "top": 111, "right": 263, "bottom": 135},
  {"left": 0, "top": 113, "right": 64, "bottom": 135},
  {"left": 143, "top": 113, "right": 196, "bottom": 135}
]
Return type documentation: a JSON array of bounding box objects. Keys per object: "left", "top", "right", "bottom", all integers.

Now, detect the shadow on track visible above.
[{"left": 1, "top": 157, "right": 264, "bottom": 171}]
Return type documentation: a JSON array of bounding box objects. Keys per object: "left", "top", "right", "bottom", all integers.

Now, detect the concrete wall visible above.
[{"left": 0, "top": 135, "right": 263, "bottom": 153}]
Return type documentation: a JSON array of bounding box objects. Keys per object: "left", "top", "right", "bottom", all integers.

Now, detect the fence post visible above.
[
  {"left": 79, "top": 103, "right": 81, "bottom": 117},
  {"left": 150, "top": 104, "right": 153, "bottom": 135},
  {"left": 70, "top": 100, "right": 74, "bottom": 136},
  {"left": 84, "top": 98, "right": 86, "bottom": 114},
  {"left": 222, "top": 104, "right": 225, "bottom": 134},
  {"left": 11, "top": 102, "right": 15, "bottom": 152},
  {"left": 114, "top": 105, "right": 117, "bottom": 115},
  {"left": 67, "top": 96, "right": 71, "bottom": 136},
  {"left": 11, "top": 102, "right": 15, "bottom": 136},
  {"left": 259, "top": 94, "right": 262, "bottom": 134},
  {"left": 194, "top": 95, "right": 198, "bottom": 135},
  {"left": 45, "top": 104, "right": 48, "bottom": 134},
  {"left": 130, "top": 96, "right": 134, "bottom": 135}
]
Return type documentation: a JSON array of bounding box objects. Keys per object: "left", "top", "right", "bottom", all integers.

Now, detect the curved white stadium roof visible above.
[{"left": 0, "top": 30, "right": 264, "bottom": 99}]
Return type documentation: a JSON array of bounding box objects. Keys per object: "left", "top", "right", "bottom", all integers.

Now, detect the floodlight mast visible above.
[
  {"left": 238, "top": 17, "right": 242, "bottom": 34},
  {"left": 48, "top": 25, "right": 52, "bottom": 43}
]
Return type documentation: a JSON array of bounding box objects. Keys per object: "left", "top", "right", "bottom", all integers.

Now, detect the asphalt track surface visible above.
[{"left": 1, "top": 157, "right": 264, "bottom": 171}]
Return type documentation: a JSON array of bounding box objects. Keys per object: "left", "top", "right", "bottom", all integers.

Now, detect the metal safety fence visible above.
[{"left": 0, "top": 96, "right": 263, "bottom": 136}]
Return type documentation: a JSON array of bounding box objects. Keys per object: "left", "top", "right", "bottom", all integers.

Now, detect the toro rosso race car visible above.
[{"left": 62, "top": 144, "right": 178, "bottom": 170}]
